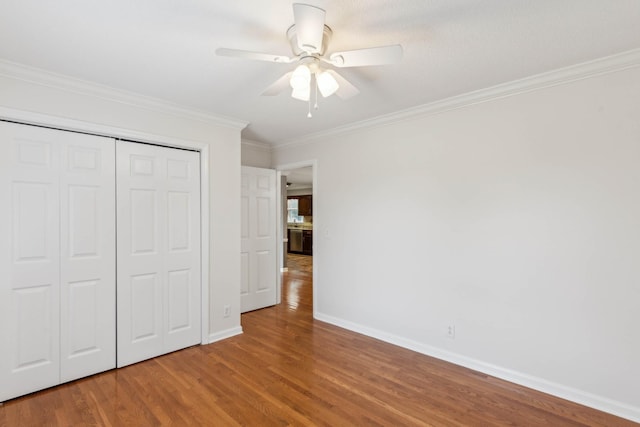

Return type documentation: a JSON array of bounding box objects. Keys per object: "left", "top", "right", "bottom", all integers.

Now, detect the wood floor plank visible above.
[{"left": 0, "top": 263, "right": 636, "bottom": 426}]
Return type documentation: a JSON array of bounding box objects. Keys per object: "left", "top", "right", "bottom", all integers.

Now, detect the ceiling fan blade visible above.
[
  {"left": 216, "top": 48, "right": 293, "bottom": 64},
  {"left": 262, "top": 72, "right": 294, "bottom": 96},
  {"left": 327, "top": 44, "right": 403, "bottom": 67},
  {"left": 326, "top": 70, "right": 359, "bottom": 99},
  {"left": 292, "top": 3, "right": 326, "bottom": 53}
]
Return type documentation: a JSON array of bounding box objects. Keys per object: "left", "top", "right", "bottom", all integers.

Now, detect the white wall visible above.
[
  {"left": 241, "top": 139, "right": 272, "bottom": 168},
  {"left": 0, "top": 62, "right": 245, "bottom": 342},
  {"left": 273, "top": 62, "right": 640, "bottom": 421}
]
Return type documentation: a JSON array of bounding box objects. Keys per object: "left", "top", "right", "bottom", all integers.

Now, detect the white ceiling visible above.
[
  {"left": 284, "top": 167, "right": 313, "bottom": 190},
  {"left": 1, "top": 1, "right": 639, "bottom": 145}
]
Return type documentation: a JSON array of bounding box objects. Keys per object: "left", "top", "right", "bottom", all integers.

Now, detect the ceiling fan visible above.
[{"left": 216, "top": 2, "right": 403, "bottom": 116}]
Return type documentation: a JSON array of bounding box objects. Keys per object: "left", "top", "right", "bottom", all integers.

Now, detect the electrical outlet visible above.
[
  {"left": 447, "top": 324, "right": 456, "bottom": 339},
  {"left": 223, "top": 305, "right": 231, "bottom": 318}
]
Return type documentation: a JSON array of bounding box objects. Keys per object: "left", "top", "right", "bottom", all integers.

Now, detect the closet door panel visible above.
[
  {"left": 117, "top": 141, "right": 200, "bottom": 367},
  {"left": 0, "top": 122, "right": 61, "bottom": 401},
  {"left": 60, "top": 135, "right": 116, "bottom": 382},
  {"left": 1, "top": 122, "right": 116, "bottom": 401},
  {"left": 116, "top": 142, "right": 165, "bottom": 367},
  {"left": 164, "top": 150, "right": 200, "bottom": 353}
]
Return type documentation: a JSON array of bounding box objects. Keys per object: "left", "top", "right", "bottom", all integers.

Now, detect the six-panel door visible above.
[
  {"left": 0, "top": 121, "right": 116, "bottom": 401},
  {"left": 240, "top": 166, "right": 277, "bottom": 313},
  {"left": 59, "top": 134, "right": 117, "bottom": 383},
  {"left": 116, "top": 141, "right": 201, "bottom": 368}
]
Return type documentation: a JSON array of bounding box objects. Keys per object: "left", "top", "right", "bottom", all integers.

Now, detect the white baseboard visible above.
[
  {"left": 314, "top": 312, "right": 640, "bottom": 423},
  {"left": 206, "top": 326, "right": 243, "bottom": 344}
]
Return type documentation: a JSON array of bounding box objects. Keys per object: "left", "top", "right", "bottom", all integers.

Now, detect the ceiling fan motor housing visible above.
[{"left": 287, "top": 25, "right": 333, "bottom": 56}]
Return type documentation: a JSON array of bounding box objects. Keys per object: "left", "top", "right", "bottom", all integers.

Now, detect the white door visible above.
[
  {"left": 240, "top": 166, "right": 277, "bottom": 313},
  {"left": 59, "top": 135, "right": 116, "bottom": 382},
  {"left": 0, "top": 121, "right": 116, "bottom": 401},
  {"left": 116, "top": 141, "right": 201, "bottom": 367},
  {"left": 0, "top": 122, "right": 61, "bottom": 401}
]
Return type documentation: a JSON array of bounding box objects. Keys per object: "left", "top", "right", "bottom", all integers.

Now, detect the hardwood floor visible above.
[
  {"left": 0, "top": 267, "right": 635, "bottom": 426},
  {"left": 286, "top": 252, "right": 312, "bottom": 274}
]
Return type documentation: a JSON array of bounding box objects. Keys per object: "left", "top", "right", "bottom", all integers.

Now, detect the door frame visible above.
[
  {"left": 0, "top": 107, "right": 211, "bottom": 344},
  {"left": 275, "top": 159, "right": 317, "bottom": 316}
]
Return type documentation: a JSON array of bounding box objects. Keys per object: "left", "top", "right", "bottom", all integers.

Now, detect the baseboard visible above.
[
  {"left": 206, "top": 326, "right": 243, "bottom": 344},
  {"left": 314, "top": 312, "right": 640, "bottom": 423}
]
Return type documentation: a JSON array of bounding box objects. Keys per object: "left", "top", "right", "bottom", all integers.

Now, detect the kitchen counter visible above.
[{"left": 288, "top": 223, "right": 313, "bottom": 230}]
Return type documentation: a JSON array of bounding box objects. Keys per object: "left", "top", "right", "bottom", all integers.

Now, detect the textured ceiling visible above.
[{"left": 1, "top": 0, "right": 639, "bottom": 145}]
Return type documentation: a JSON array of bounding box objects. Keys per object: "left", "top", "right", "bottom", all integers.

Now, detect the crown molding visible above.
[
  {"left": 0, "top": 59, "right": 248, "bottom": 131},
  {"left": 241, "top": 138, "right": 272, "bottom": 152},
  {"left": 274, "top": 48, "right": 640, "bottom": 150}
]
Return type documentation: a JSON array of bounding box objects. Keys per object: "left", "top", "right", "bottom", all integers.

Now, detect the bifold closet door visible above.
[
  {"left": 59, "top": 129, "right": 116, "bottom": 383},
  {"left": 116, "top": 141, "right": 201, "bottom": 368},
  {"left": 0, "top": 121, "right": 116, "bottom": 402}
]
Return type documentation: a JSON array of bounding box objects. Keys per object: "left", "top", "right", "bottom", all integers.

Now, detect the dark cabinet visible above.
[
  {"left": 302, "top": 230, "right": 313, "bottom": 255},
  {"left": 297, "top": 195, "right": 312, "bottom": 216}
]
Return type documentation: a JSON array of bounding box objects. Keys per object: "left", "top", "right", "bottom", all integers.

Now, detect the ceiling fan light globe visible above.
[
  {"left": 291, "top": 86, "right": 310, "bottom": 102},
  {"left": 317, "top": 71, "right": 339, "bottom": 97},
  {"left": 290, "top": 64, "right": 311, "bottom": 90}
]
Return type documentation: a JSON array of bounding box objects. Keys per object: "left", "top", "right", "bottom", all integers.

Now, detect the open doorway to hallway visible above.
[
  {"left": 277, "top": 161, "right": 316, "bottom": 314},
  {"left": 281, "top": 165, "right": 313, "bottom": 275}
]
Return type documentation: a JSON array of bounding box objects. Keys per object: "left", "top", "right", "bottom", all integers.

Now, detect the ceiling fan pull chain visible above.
[
  {"left": 314, "top": 76, "right": 319, "bottom": 110},
  {"left": 307, "top": 96, "right": 312, "bottom": 118}
]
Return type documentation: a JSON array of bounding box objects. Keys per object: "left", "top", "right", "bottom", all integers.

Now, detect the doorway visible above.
[{"left": 276, "top": 160, "right": 317, "bottom": 315}]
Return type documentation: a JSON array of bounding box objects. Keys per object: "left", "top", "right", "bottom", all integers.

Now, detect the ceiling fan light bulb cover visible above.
[
  {"left": 317, "top": 71, "right": 339, "bottom": 97},
  {"left": 291, "top": 86, "right": 310, "bottom": 102},
  {"left": 290, "top": 64, "right": 311, "bottom": 89}
]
